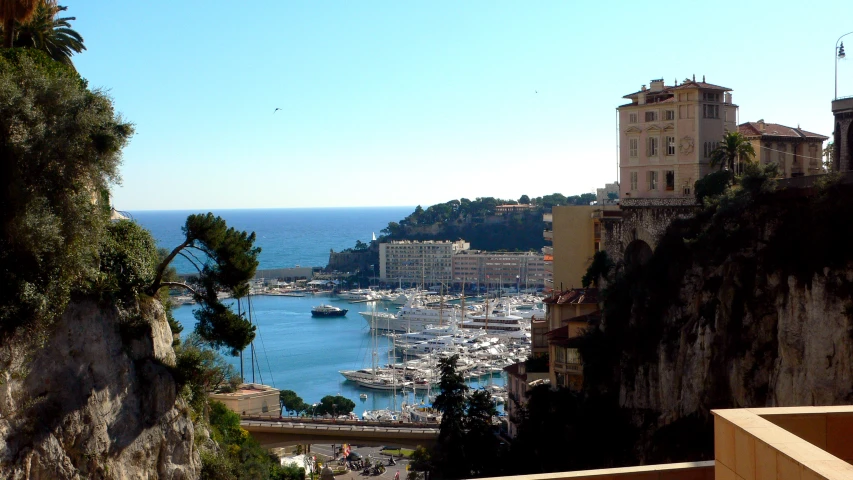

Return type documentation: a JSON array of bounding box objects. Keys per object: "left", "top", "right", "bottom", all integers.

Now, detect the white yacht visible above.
[
  {"left": 359, "top": 296, "right": 458, "bottom": 333},
  {"left": 461, "top": 308, "right": 530, "bottom": 339}
]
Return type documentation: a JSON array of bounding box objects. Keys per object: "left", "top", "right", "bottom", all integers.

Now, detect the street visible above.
[{"left": 309, "top": 444, "right": 412, "bottom": 480}]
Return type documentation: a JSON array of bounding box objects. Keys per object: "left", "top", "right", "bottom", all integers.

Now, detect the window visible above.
[
  {"left": 645, "top": 111, "right": 658, "bottom": 122},
  {"left": 630, "top": 171, "right": 638, "bottom": 191},
  {"left": 664, "top": 110, "right": 675, "bottom": 121},
  {"left": 665, "top": 170, "right": 675, "bottom": 191},
  {"left": 629, "top": 113, "right": 638, "bottom": 123},
  {"left": 648, "top": 171, "right": 658, "bottom": 191},
  {"left": 703, "top": 104, "right": 719, "bottom": 118},
  {"left": 666, "top": 136, "right": 675, "bottom": 156},
  {"left": 566, "top": 348, "right": 581, "bottom": 364},
  {"left": 647, "top": 137, "right": 658, "bottom": 156},
  {"left": 703, "top": 93, "right": 721, "bottom": 102},
  {"left": 629, "top": 138, "right": 638, "bottom": 157}
]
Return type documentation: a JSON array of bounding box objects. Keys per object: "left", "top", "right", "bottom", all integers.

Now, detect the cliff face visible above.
[
  {"left": 619, "top": 268, "right": 853, "bottom": 423},
  {"left": 0, "top": 298, "right": 200, "bottom": 479},
  {"left": 585, "top": 177, "right": 853, "bottom": 463}
]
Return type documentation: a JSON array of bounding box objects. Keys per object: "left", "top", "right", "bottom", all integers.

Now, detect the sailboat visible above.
[{"left": 355, "top": 303, "right": 413, "bottom": 391}]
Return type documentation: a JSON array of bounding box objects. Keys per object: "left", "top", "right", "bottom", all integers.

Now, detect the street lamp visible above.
[
  {"left": 835, "top": 31, "right": 853, "bottom": 100},
  {"left": 311, "top": 403, "right": 318, "bottom": 418}
]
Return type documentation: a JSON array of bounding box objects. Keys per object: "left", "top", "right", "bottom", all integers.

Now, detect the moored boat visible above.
[{"left": 311, "top": 304, "right": 348, "bottom": 317}]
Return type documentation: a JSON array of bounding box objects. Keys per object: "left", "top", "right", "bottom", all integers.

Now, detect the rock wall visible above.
[
  {"left": 617, "top": 263, "right": 853, "bottom": 445},
  {"left": 0, "top": 298, "right": 200, "bottom": 479}
]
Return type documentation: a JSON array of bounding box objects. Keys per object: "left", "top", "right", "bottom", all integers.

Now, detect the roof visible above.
[
  {"left": 503, "top": 361, "right": 526, "bottom": 380},
  {"left": 738, "top": 122, "right": 828, "bottom": 141},
  {"left": 562, "top": 311, "right": 602, "bottom": 325},
  {"left": 545, "top": 325, "right": 586, "bottom": 347},
  {"left": 542, "top": 288, "right": 599, "bottom": 305},
  {"left": 622, "top": 79, "right": 731, "bottom": 99}
]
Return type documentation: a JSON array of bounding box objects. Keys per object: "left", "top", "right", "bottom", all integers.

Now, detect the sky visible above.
[{"left": 70, "top": 1, "right": 853, "bottom": 210}]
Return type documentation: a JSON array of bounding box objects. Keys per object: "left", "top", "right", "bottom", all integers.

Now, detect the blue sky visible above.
[{"left": 71, "top": 1, "right": 851, "bottom": 210}]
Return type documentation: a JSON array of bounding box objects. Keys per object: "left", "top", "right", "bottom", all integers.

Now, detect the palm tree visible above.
[
  {"left": 709, "top": 131, "right": 756, "bottom": 174},
  {"left": 0, "top": 0, "right": 39, "bottom": 48},
  {"left": 12, "top": 1, "right": 84, "bottom": 66}
]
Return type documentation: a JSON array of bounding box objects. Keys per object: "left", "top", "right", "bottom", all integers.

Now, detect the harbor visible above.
[{"left": 171, "top": 293, "right": 514, "bottom": 417}]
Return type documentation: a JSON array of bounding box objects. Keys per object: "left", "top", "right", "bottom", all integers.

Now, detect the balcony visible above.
[
  {"left": 553, "top": 362, "right": 583, "bottom": 374},
  {"left": 543, "top": 230, "right": 553, "bottom": 241},
  {"left": 543, "top": 213, "right": 552, "bottom": 223}
]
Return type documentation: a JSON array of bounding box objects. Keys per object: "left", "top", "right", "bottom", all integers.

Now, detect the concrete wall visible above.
[{"left": 550, "top": 206, "right": 596, "bottom": 290}]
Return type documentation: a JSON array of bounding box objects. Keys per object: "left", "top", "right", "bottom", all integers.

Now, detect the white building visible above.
[
  {"left": 379, "top": 240, "right": 470, "bottom": 286},
  {"left": 452, "top": 250, "right": 548, "bottom": 290}
]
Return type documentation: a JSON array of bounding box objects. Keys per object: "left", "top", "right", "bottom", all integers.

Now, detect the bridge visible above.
[{"left": 241, "top": 416, "right": 439, "bottom": 449}]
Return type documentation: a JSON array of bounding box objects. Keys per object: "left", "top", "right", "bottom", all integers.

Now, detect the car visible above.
[{"left": 346, "top": 452, "right": 363, "bottom": 461}]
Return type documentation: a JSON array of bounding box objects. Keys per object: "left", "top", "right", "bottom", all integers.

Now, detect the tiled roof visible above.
[
  {"left": 562, "top": 311, "right": 602, "bottom": 325},
  {"left": 738, "top": 122, "right": 828, "bottom": 140},
  {"left": 503, "top": 361, "right": 525, "bottom": 380},
  {"left": 623, "top": 79, "right": 731, "bottom": 99},
  {"left": 542, "top": 288, "right": 599, "bottom": 305}
]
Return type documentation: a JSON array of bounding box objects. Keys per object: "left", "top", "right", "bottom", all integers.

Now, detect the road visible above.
[{"left": 310, "top": 444, "right": 412, "bottom": 480}]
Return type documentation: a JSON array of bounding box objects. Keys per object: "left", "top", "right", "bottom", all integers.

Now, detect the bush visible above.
[
  {"left": 94, "top": 220, "right": 159, "bottom": 301},
  {"left": 0, "top": 48, "right": 132, "bottom": 336}
]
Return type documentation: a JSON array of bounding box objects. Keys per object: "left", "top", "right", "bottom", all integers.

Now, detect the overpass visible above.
[{"left": 241, "top": 416, "right": 440, "bottom": 449}]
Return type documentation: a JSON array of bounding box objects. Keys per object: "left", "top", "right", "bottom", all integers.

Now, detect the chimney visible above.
[
  {"left": 757, "top": 119, "right": 765, "bottom": 132},
  {"left": 724, "top": 92, "right": 732, "bottom": 104},
  {"left": 649, "top": 79, "right": 665, "bottom": 92}
]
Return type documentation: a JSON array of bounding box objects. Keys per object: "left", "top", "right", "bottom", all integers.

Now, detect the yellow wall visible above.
[{"left": 550, "top": 206, "right": 597, "bottom": 290}]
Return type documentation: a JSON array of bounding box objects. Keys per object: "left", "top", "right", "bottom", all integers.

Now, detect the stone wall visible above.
[{"left": 603, "top": 201, "right": 698, "bottom": 264}]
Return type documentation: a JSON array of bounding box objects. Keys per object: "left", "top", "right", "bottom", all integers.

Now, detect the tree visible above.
[
  {"left": 0, "top": 49, "right": 132, "bottom": 336},
  {"left": 148, "top": 213, "right": 261, "bottom": 355},
  {"left": 314, "top": 395, "right": 355, "bottom": 416},
  {"left": 463, "top": 390, "right": 502, "bottom": 478},
  {"left": 518, "top": 195, "right": 530, "bottom": 205},
  {"left": 353, "top": 240, "right": 369, "bottom": 251},
  {"left": 12, "top": 2, "right": 85, "bottom": 66},
  {"left": 0, "top": 0, "right": 38, "bottom": 48},
  {"left": 279, "top": 390, "right": 309, "bottom": 415},
  {"left": 709, "top": 131, "right": 755, "bottom": 174},
  {"left": 174, "top": 333, "right": 241, "bottom": 413},
  {"left": 432, "top": 354, "right": 469, "bottom": 479}
]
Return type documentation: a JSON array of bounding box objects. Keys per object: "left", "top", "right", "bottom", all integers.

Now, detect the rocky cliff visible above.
[
  {"left": 0, "top": 298, "right": 200, "bottom": 479},
  {"left": 582, "top": 173, "right": 853, "bottom": 463}
]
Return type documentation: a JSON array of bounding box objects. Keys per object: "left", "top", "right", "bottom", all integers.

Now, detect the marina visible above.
[{"left": 171, "top": 293, "right": 511, "bottom": 416}]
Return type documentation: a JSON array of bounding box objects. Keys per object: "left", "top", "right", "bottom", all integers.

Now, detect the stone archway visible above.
[{"left": 624, "top": 239, "right": 653, "bottom": 269}]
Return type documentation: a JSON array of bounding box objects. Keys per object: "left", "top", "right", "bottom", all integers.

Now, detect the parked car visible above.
[{"left": 346, "top": 452, "right": 363, "bottom": 462}]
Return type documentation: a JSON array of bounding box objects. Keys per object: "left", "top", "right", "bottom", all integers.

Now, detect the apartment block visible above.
[
  {"left": 379, "top": 240, "right": 469, "bottom": 286},
  {"left": 451, "top": 250, "right": 548, "bottom": 290},
  {"left": 619, "top": 77, "right": 738, "bottom": 201}
]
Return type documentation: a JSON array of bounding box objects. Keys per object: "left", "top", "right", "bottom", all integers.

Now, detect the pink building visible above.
[{"left": 618, "top": 77, "right": 738, "bottom": 201}]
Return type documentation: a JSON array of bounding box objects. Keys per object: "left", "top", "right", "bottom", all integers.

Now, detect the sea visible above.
[{"left": 131, "top": 208, "right": 506, "bottom": 414}]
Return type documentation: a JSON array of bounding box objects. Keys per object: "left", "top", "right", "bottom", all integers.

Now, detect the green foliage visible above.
[
  {"left": 518, "top": 194, "right": 530, "bottom": 204},
  {"left": 709, "top": 131, "right": 756, "bottom": 173},
  {"left": 150, "top": 213, "right": 261, "bottom": 355},
  {"left": 11, "top": 3, "right": 86, "bottom": 67},
  {"left": 279, "top": 389, "right": 309, "bottom": 414},
  {"left": 0, "top": 48, "right": 132, "bottom": 336},
  {"left": 582, "top": 251, "right": 613, "bottom": 288},
  {"left": 174, "top": 334, "right": 240, "bottom": 413},
  {"left": 694, "top": 170, "right": 731, "bottom": 204},
  {"left": 314, "top": 395, "right": 355, "bottom": 416},
  {"left": 93, "top": 220, "right": 159, "bottom": 301},
  {"left": 523, "top": 354, "right": 549, "bottom": 373}
]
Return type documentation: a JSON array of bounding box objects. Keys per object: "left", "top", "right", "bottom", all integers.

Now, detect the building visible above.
[
  {"left": 596, "top": 183, "right": 619, "bottom": 205},
  {"left": 495, "top": 204, "right": 536, "bottom": 215},
  {"left": 618, "top": 77, "right": 738, "bottom": 201},
  {"left": 738, "top": 120, "right": 828, "bottom": 177},
  {"left": 451, "top": 250, "right": 548, "bottom": 291},
  {"left": 543, "top": 205, "right": 609, "bottom": 292},
  {"left": 542, "top": 289, "right": 599, "bottom": 390},
  {"left": 503, "top": 361, "right": 549, "bottom": 438},
  {"left": 209, "top": 383, "right": 281, "bottom": 418},
  {"left": 378, "top": 240, "right": 470, "bottom": 286},
  {"left": 832, "top": 97, "right": 853, "bottom": 171}
]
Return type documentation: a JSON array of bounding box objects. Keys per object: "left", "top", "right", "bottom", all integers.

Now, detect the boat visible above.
[
  {"left": 311, "top": 304, "right": 348, "bottom": 317},
  {"left": 359, "top": 295, "right": 459, "bottom": 333},
  {"left": 359, "top": 393, "right": 368, "bottom": 400}
]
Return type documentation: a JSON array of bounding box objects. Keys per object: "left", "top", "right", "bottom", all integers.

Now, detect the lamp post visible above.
[
  {"left": 836, "top": 31, "right": 853, "bottom": 100},
  {"left": 311, "top": 403, "right": 318, "bottom": 419}
]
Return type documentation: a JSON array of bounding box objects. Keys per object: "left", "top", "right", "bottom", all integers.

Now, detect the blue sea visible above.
[{"left": 131, "top": 208, "right": 505, "bottom": 413}]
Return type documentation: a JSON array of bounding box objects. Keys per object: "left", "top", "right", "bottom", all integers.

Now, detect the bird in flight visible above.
[
  {"left": 535, "top": 90, "right": 538, "bottom": 93},
  {"left": 273, "top": 107, "right": 282, "bottom": 113}
]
